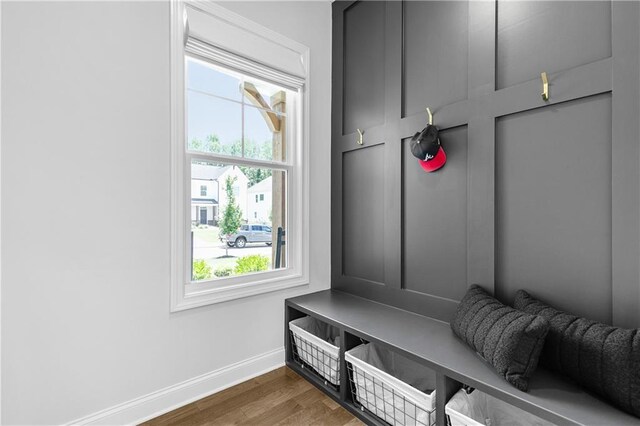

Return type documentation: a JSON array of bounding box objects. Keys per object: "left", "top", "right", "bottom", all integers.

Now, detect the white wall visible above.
[{"left": 0, "top": 1, "right": 331, "bottom": 424}]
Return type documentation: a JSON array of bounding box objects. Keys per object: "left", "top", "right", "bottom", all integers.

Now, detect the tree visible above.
[
  {"left": 218, "top": 175, "right": 243, "bottom": 257},
  {"left": 190, "top": 134, "right": 273, "bottom": 187},
  {"left": 189, "top": 134, "right": 221, "bottom": 153},
  {"left": 241, "top": 166, "right": 272, "bottom": 188}
]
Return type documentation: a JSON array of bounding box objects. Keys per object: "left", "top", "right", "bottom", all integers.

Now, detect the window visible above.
[{"left": 171, "top": 1, "right": 309, "bottom": 311}]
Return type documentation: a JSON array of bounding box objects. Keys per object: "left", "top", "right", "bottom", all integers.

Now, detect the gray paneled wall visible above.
[
  {"left": 495, "top": 94, "right": 613, "bottom": 324},
  {"left": 496, "top": 1, "right": 611, "bottom": 89},
  {"left": 402, "top": 1, "right": 468, "bottom": 117},
  {"left": 342, "top": 145, "right": 386, "bottom": 283},
  {"left": 331, "top": 0, "right": 640, "bottom": 327},
  {"left": 342, "top": 1, "right": 386, "bottom": 134},
  {"left": 402, "top": 126, "right": 469, "bottom": 302}
]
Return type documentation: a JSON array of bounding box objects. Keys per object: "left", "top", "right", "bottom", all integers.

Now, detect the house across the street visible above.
[
  {"left": 248, "top": 176, "right": 272, "bottom": 223},
  {"left": 191, "top": 163, "right": 248, "bottom": 225}
]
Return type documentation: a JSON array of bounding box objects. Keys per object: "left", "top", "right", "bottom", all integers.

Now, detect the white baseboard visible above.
[{"left": 67, "top": 347, "right": 285, "bottom": 426}]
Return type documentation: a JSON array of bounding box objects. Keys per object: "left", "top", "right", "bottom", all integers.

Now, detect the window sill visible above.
[{"left": 171, "top": 273, "right": 309, "bottom": 312}]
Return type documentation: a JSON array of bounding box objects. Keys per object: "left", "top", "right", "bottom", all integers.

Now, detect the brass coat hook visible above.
[
  {"left": 426, "top": 107, "right": 434, "bottom": 125},
  {"left": 541, "top": 72, "right": 549, "bottom": 101},
  {"left": 356, "top": 128, "right": 364, "bottom": 145}
]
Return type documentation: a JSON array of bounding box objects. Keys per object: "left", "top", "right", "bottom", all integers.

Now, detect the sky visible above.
[{"left": 186, "top": 58, "right": 286, "bottom": 155}]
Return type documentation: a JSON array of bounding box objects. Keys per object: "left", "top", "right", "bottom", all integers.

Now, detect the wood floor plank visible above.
[
  {"left": 275, "top": 400, "right": 333, "bottom": 426},
  {"left": 239, "top": 399, "right": 303, "bottom": 425},
  {"left": 197, "top": 375, "right": 297, "bottom": 421},
  {"left": 321, "top": 396, "right": 340, "bottom": 411},
  {"left": 142, "top": 402, "right": 201, "bottom": 426},
  {"left": 309, "top": 406, "right": 357, "bottom": 426},
  {"left": 141, "top": 367, "right": 361, "bottom": 426},
  {"left": 196, "top": 367, "right": 296, "bottom": 412},
  {"left": 293, "top": 388, "right": 328, "bottom": 408},
  {"left": 241, "top": 377, "right": 311, "bottom": 419},
  {"left": 201, "top": 407, "right": 250, "bottom": 426}
]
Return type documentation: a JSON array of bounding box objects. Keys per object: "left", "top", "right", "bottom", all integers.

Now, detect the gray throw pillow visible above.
[
  {"left": 451, "top": 285, "right": 550, "bottom": 391},
  {"left": 514, "top": 290, "right": 640, "bottom": 418}
]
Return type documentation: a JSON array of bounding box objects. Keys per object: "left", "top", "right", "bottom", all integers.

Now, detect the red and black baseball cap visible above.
[{"left": 409, "top": 125, "right": 446, "bottom": 172}]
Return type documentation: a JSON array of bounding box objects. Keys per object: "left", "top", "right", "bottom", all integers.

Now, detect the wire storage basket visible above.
[
  {"left": 346, "top": 343, "right": 436, "bottom": 426},
  {"left": 445, "top": 388, "right": 554, "bottom": 426},
  {"left": 289, "top": 316, "right": 341, "bottom": 389}
]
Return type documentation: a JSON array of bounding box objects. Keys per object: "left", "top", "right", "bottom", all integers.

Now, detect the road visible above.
[{"left": 193, "top": 236, "right": 273, "bottom": 260}]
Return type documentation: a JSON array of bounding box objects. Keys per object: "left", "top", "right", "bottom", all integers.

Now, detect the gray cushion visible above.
[
  {"left": 514, "top": 290, "right": 640, "bottom": 418},
  {"left": 451, "top": 285, "right": 550, "bottom": 391}
]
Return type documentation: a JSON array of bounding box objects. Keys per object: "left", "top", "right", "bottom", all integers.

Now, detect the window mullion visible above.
[
  {"left": 241, "top": 79, "right": 245, "bottom": 158},
  {"left": 186, "top": 151, "right": 293, "bottom": 171},
  {"left": 187, "top": 88, "right": 245, "bottom": 106}
]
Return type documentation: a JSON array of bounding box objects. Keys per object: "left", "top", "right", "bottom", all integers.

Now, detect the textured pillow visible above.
[
  {"left": 451, "top": 285, "right": 550, "bottom": 391},
  {"left": 514, "top": 290, "right": 640, "bottom": 418}
]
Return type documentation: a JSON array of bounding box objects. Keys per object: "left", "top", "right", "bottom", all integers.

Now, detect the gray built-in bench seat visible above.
[{"left": 285, "top": 290, "right": 640, "bottom": 426}]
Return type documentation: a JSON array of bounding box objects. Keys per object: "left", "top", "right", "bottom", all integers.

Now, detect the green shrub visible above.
[
  {"left": 235, "top": 255, "right": 270, "bottom": 275},
  {"left": 214, "top": 266, "right": 234, "bottom": 278},
  {"left": 192, "top": 259, "right": 212, "bottom": 281}
]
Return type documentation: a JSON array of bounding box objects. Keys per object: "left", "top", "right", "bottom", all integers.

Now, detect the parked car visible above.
[{"left": 224, "top": 224, "right": 272, "bottom": 248}]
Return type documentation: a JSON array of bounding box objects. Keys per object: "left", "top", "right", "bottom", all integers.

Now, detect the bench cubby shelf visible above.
[{"left": 285, "top": 290, "right": 640, "bottom": 426}]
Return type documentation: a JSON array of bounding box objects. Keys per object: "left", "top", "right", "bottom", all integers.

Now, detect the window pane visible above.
[
  {"left": 190, "top": 161, "right": 287, "bottom": 282},
  {"left": 187, "top": 58, "right": 242, "bottom": 101},
  {"left": 244, "top": 105, "right": 286, "bottom": 162},
  {"left": 187, "top": 92, "right": 242, "bottom": 156},
  {"left": 186, "top": 58, "right": 290, "bottom": 162}
]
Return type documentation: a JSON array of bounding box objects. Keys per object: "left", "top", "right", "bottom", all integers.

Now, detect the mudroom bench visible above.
[{"left": 285, "top": 290, "right": 640, "bottom": 426}]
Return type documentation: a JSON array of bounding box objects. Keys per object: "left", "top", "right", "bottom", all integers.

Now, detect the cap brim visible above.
[{"left": 418, "top": 147, "right": 446, "bottom": 172}]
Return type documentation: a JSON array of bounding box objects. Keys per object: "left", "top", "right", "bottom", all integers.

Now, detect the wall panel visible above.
[
  {"left": 342, "top": 145, "right": 385, "bottom": 283},
  {"left": 342, "top": 1, "right": 386, "bottom": 134},
  {"left": 495, "top": 94, "right": 612, "bottom": 323},
  {"left": 403, "top": 126, "right": 468, "bottom": 301},
  {"left": 496, "top": 1, "right": 611, "bottom": 89},
  {"left": 402, "top": 1, "right": 468, "bottom": 117}
]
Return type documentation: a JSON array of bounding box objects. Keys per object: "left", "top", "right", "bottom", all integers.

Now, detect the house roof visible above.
[
  {"left": 248, "top": 176, "right": 273, "bottom": 193},
  {"left": 192, "top": 198, "right": 218, "bottom": 205},
  {"left": 191, "top": 164, "right": 232, "bottom": 181}
]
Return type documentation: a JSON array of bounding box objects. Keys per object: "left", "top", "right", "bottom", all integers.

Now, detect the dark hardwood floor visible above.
[{"left": 141, "top": 367, "right": 363, "bottom": 426}]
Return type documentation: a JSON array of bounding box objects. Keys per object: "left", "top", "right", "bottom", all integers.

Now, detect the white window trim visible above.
[{"left": 170, "top": 0, "right": 310, "bottom": 312}]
